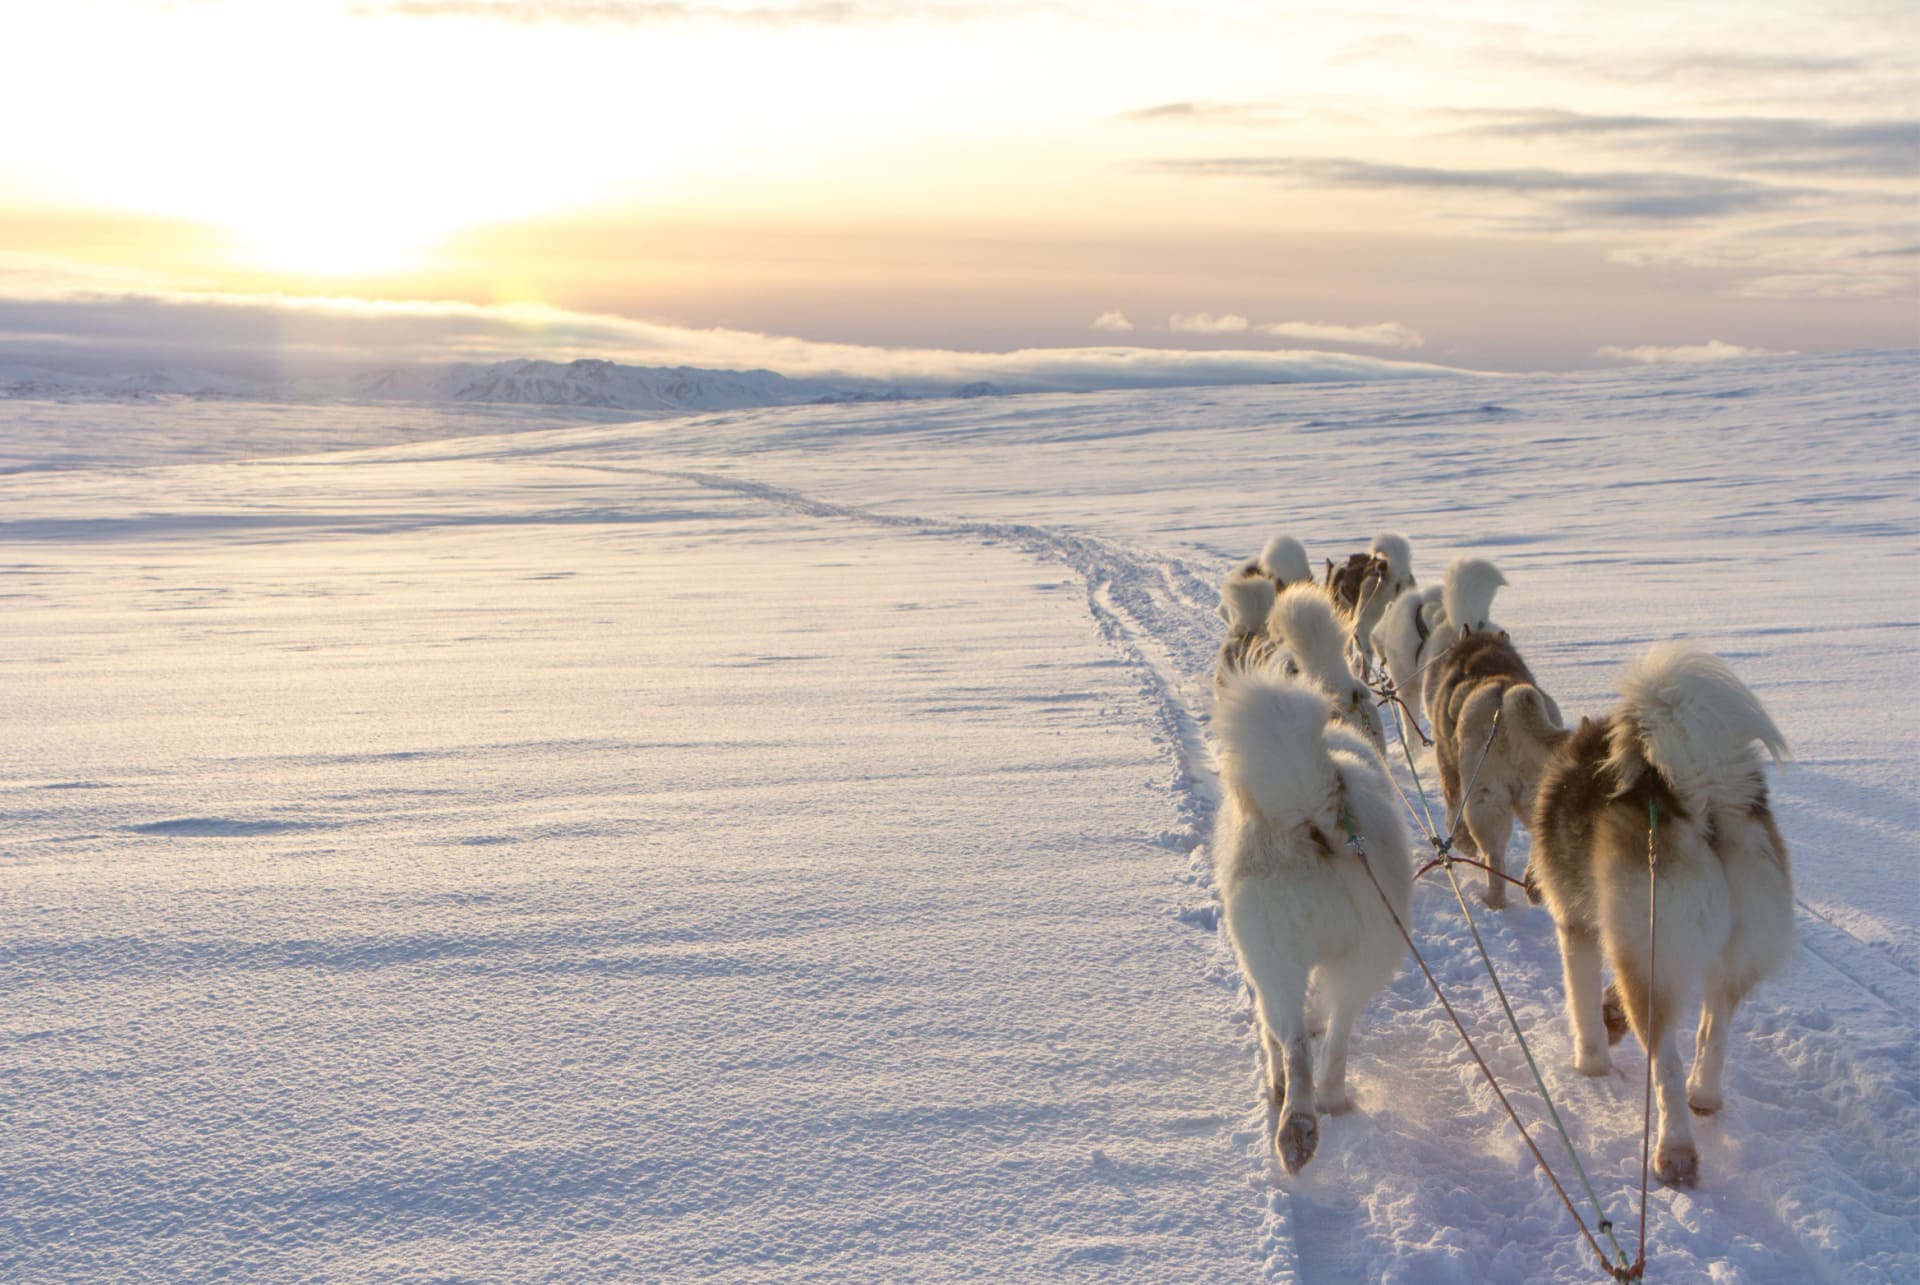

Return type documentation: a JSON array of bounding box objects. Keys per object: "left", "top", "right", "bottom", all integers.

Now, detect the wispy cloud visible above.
[
  {"left": 1605, "top": 217, "right": 1919, "bottom": 298},
  {"left": 1168, "top": 312, "right": 1249, "bottom": 333},
  {"left": 1159, "top": 156, "right": 1816, "bottom": 222},
  {"left": 1456, "top": 110, "right": 1920, "bottom": 180},
  {"left": 1732, "top": 274, "right": 1912, "bottom": 300},
  {"left": 1597, "top": 339, "right": 1792, "bottom": 365},
  {"left": 1257, "top": 320, "right": 1423, "bottom": 349},
  {"left": 1121, "top": 100, "right": 1293, "bottom": 126},
  {"left": 0, "top": 279, "right": 1481, "bottom": 392},
  {"left": 1487, "top": 46, "right": 1878, "bottom": 87},
  {"left": 1090, "top": 310, "right": 1134, "bottom": 332}
]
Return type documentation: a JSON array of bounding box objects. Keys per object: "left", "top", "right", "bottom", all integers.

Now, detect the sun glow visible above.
[
  {"left": 218, "top": 203, "right": 441, "bottom": 277},
  {"left": 1, "top": 3, "right": 641, "bottom": 279},
  {"left": 2, "top": 2, "right": 1095, "bottom": 282}
]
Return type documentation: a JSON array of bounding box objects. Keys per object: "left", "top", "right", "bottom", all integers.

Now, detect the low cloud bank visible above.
[
  {"left": 1258, "top": 320, "right": 1424, "bottom": 349},
  {"left": 1596, "top": 339, "right": 1793, "bottom": 364},
  {"left": 0, "top": 283, "right": 1480, "bottom": 394}
]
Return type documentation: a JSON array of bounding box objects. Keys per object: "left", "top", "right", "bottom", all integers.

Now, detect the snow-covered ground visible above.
[{"left": 2, "top": 349, "right": 1915, "bottom": 1281}]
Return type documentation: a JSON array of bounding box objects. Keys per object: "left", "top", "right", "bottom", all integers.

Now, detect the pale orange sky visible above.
[{"left": 2, "top": 0, "right": 1914, "bottom": 379}]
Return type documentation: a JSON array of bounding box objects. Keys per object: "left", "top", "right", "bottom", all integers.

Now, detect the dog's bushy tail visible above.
[
  {"left": 1607, "top": 643, "right": 1790, "bottom": 814},
  {"left": 1260, "top": 533, "right": 1312, "bottom": 586},
  {"left": 1500, "top": 682, "right": 1566, "bottom": 746},
  {"left": 1269, "top": 585, "right": 1350, "bottom": 686},
  {"left": 1220, "top": 572, "right": 1278, "bottom": 637},
  {"left": 1214, "top": 672, "right": 1335, "bottom": 827},
  {"left": 1442, "top": 556, "right": 1507, "bottom": 632},
  {"left": 1369, "top": 531, "right": 1414, "bottom": 590},
  {"left": 1271, "top": 584, "right": 1385, "bottom": 749}
]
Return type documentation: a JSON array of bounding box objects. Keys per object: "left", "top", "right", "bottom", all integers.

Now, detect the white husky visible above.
[
  {"left": 1373, "top": 556, "right": 1507, "bottom": 731},
  {"left": 1369, "top": 532, "right": 1416, "bottom": 601},
  {"left": 1344, "top": 531, "right": 1417, "bottom": 678},
  {"left": 1213, "top": 673, "right": 1412, "bottom": 1173},
  {"left": 1215, "top": 533, "right": 1314, "bottom": 625},
  {"left": 1260, "top": 533, "right": 1313, "bottom": 586},
  {"left": 1215, "top": 572, "right": 1284, "bottom": 686},
  {"left": 1530, "top": 644, "right": 1793, "bottom": 1187},
  {"left": 1268, "top": 584, "right": 1386, "bottom": 751}
]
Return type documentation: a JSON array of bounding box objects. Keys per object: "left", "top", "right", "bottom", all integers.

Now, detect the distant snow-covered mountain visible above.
[
  {"left": 4, "top": 344, "right": 1480, "bottom": 411},
  {"left": 0, "top": 363, "right": 277, "bottom": 400},
  {"left": 343, "top": 358, "right": 917, "bottom": 411},
  {"left": 0, "top": 358, "right": 934, "bottom": 411}
]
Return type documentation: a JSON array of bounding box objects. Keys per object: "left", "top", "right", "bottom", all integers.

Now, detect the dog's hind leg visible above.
[
  {"left": 1614, "top": 953, "right": 1698, "bottom": 1187},
  {"left": 1464, "top": 793, "right": 1515, "bottom": 909},
  {"left": 1557, "top": 921, "right": 1613, "bottom": 1076},
  {"left": 1263, "top": 1028, "right": 1285, "bottom": 1108},
  {"left": 1689, "top": 808, "right": 1792, "bottom": 1117},
  {"left": 1435, "top": 737, "right": 1475, "bottom": 862},
  {"left": 1252, "top": 985, "right": 1319, "bottom": 1173},
  {"left": 1313, "top": 971, "right": 1373, "bottom": 1116},
  {"left": 1687, "top": 972, "right": 1744, "bottom": 1116},
  {"left": 1650, "top": 1025, "right": 1698, "bottom": 1186}
]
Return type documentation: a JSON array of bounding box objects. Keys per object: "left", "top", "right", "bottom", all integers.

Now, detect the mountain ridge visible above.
[{"left": 0, "top": 356, "right": 940, "bottom": 411}]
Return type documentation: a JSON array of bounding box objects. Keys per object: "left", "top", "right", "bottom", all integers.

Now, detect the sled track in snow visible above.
[
  {"left": 586, "top": 462, "right": 1918, "bottom": 1283},
  {"left": 1793, "top": 899, "right": 1920, "bottom": 1027},
  {"left": 611, "top": 465, "right": 1231, "bottom": 833}
]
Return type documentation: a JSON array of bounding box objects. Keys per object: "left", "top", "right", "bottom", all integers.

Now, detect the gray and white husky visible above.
[
  {"left": 1212, "top": 672, "right": 1411, "bottom": 1173},
  {"left": 1529, "top": 644, "right": 1793, "bottom": 1188}
]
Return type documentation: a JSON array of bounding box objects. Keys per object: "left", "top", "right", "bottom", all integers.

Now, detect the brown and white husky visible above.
[
  {"left": 1424, "top": 628, "right": 1567, "bottom": 908},
  {"left": 1323, "top": 532, "right": 1416, "bottom": 679},
  {"left": 1530, "top": 644, "right": 1793, "bottom": 1188}
]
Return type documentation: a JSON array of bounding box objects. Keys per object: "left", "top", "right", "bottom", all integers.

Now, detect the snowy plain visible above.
[{"left": 2, "top": 349, "right": 1915, "bottom": 1282}]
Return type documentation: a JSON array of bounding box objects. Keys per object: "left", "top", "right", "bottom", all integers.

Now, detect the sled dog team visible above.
[{"left": 1212, "top": 532, "right": 1793, "bottom": 1190}]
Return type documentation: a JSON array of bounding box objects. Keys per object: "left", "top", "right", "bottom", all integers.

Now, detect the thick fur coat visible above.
[
  {"left": 1423, "top": 629, "right": 1566, "bottom": 907},
  {"left": 1215, "top": 572, "right": 1284, "bottom": 686},
  {"left": 1320, "top": 533, "right": 1417, "bottom": 680},
  {"left": 1212, "top": 673, "right": 1411, "bottom": 1173},
  {"left": 1269, "top": 584, "right": 1385, "bottom": 750},
  {"left": 1260, "top": 533, "right": 1313, "bottom": 587},
  {"left": 1530, "top": 644, "right": 1793, "bottom": 1188},
  {"left": 1375, "top": 557, "right": 1504, "bottom": 728}
]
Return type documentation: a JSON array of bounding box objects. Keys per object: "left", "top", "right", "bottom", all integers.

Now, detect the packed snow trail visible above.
[
  {"left": 609, "top": 464, "right": 1230, "bottom": 835},
  {"left": 634, "top": 459, "right": 1919, "bottom": 1284}
]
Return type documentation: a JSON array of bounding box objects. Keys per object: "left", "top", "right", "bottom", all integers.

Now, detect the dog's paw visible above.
[
  {"left": 1482, "top": 885, "right": 1508, "bottom": 910},
  {"left": 1573, "top": 1045, "right": 1612, "bottom": 1077},
  {"left": 1522, "top": 868, "right": 1544, "bottom": 905},
  {"left": 1654, "top": 1143, "right": 1700, "bottom": 1189},
  {"left": 1276, "top": 1112, "right": 1319, "bottom": 1174},
  {"left": 1687, "top": 1084, "right": 1723, "bottom": 1116},
  {"left": 1315, "top": 1087, "right": 1353, "bottom": 1116}
]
